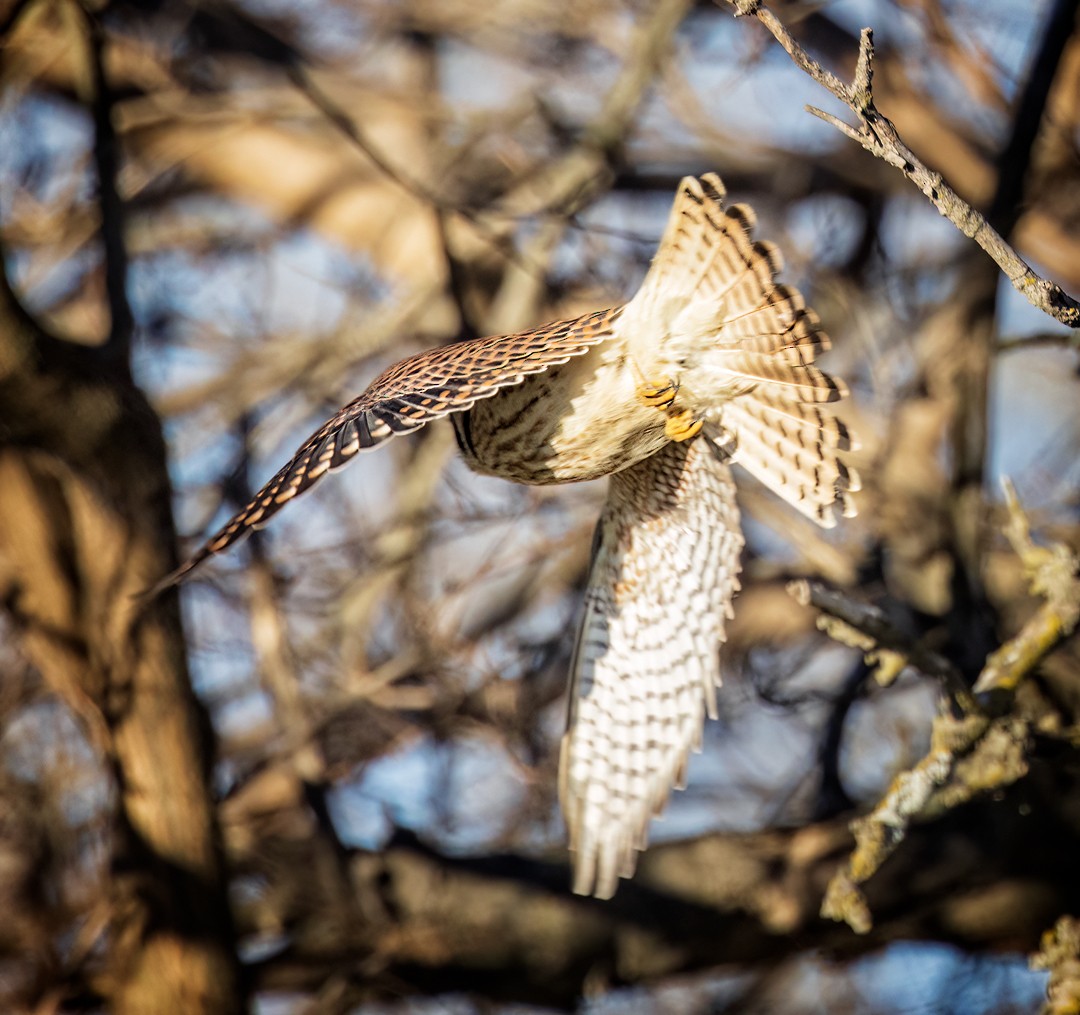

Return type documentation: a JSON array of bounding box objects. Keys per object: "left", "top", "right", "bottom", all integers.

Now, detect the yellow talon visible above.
[
  {"left": 637, "top": 377, "right": 679, "bottom": 409},
  {"left": 665, "top": 408, "right": 703, "bottom": 442}
]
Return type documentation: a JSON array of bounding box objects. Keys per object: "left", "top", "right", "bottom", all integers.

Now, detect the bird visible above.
[{"left": 153, "top": 173, "right": 858, "bottom": 899}]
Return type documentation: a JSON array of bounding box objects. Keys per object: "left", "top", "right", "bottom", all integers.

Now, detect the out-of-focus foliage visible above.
[{"left": 0, "top": 0, "right": 1078, "bottom": 1012}]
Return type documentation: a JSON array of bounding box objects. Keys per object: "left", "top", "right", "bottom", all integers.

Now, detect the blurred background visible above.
[{"left": 0, "top": 0, "right": 1078, "bottom": 1012}]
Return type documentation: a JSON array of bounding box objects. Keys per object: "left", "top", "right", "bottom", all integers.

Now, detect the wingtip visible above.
[
  {"left": 571, "top": 854, "right": 619, "bottom": 900},
  {"left": 677, "top": 173, "right": 728, "bottom": 208},
  {"left": 134, "top": 546, "right": 213, "bottom": 605},
  {"left": 699, "top": 171, "right": 727, "bottom": 202},
  {"left": 130, "top": 572, "right": 182, "bottom": 616}
]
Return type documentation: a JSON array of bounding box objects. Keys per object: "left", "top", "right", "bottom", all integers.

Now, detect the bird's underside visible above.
[
  {"left": 155, "top": 173, "right": 859, "bottom": 898},
  {"left": 561, "top": 436, "right": 744, "bottom": 897}
]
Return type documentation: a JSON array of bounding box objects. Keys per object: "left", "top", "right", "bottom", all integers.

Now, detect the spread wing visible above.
[
  {"left": 559, "top": 437, "right": 744, "bottom": 898},
  {"left": 152, "top": 308, "right": 619, "bottom": 593}
]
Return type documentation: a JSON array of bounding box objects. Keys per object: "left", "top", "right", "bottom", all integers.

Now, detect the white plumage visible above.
[{"left": 154, "top": 173, "right": 858, "bottom": 898}]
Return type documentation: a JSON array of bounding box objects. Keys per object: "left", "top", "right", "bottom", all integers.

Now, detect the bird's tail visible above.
[{"left": 632, "top": 173, "right": 859, "bottom": 526}]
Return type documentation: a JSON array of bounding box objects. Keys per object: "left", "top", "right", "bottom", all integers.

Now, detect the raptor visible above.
[{"left": 155, "top": 174, "right": 859, "bottom": 898}]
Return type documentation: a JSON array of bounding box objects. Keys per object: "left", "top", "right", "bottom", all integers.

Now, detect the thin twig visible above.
[
  {"left": 728, "top": 1, "right": 1080, "bottom": 329},
  {"left": 972, "top": 479, "right": 1080, "bottom": 693},
  {"left": 821, "top": 710, "right": 1030, "bottom": 933},
  {"left": 286, "top": 64, "right": 449, "bottom": 213},
  {"left": 810, "top": 479, "right": 1077, "bottom": 933},
  {"left": 81, "top": 4, "right": 134, "bottom": 371},
  {"left": 290, "top": 0, "right": 691, "bottom": 250},
  {"left": 786, "top": 579, "right": 974, "bottom": 710},
  {"left": 997, "top": 330, "right": 1080, "bottom": 353},
  {"left": 985, "top": 0, "right": 1080, "bottom": 235},
  {"left": 0, "top": 0, "right": 34, "bottom": 42},
  {"left": 1031, "top": 916, "right": 1080, "bottom": 1015}
]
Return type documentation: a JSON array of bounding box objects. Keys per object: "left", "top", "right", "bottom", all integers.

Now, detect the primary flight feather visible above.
[{"left": 156, "top": 174, "right": 859, "bottom": 898}]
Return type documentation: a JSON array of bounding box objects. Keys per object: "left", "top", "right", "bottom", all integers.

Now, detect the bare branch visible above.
[
  {"left": 1032, "top": 916, "right": 1080, "bottom": 1015},
  {"left": 821, "top": 711, "right": 1030, "bottom": 933},
  {"left": 728, "top": 1, "right": 1080, "bottom": 328},
  {"left": 80, "top": 4, "right": 133, "bottom": 369},
  {"left": 997, "top": 330, "right": 1080, "bottom": 353},
  {"left": 786, "top": 579, "right": 973, "bottom": 707},
  {"left": 812, "top": 481, "right": 1077, "bottom": 932},
  {"left": 973, "top": 480, "right": 1080, "bottom": 693}
]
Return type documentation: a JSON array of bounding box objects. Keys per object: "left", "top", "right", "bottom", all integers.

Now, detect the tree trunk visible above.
[{"left": 0, "top": 272, "right": 243, "bottom": 1014}]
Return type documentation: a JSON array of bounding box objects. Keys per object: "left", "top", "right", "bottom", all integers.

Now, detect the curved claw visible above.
[
  {"left": 637, "top": 377, "right": 679, "bottom": 409},
  {"left": 664, "top": 408, "right": 703, "bottom": 442}
]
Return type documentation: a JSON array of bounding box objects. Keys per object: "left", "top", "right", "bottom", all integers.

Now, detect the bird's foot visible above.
[
  {"left": 637, "top": 375, "right": 702, "bottom": 442},
  {"left": 664, "top": 408, "right": 703, "bottom": 442},
  {"left": 636, "top": 377, "right": 679, "bottom": 409}
]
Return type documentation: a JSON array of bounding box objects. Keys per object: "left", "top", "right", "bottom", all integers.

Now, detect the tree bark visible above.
[{"left": 0, "top": 270, "right": 242, "bottom": 1013}]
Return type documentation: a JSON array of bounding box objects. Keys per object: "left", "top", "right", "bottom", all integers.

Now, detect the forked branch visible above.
[
  {"left": 729, "top": 0, "right": 1080, "bottom": 329},
  {"left": 797, "top": 482, "right": 1079, "bottom": 933}
]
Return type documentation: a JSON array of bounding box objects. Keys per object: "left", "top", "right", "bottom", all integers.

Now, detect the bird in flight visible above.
[{"left": 155, "top": 174, "right": 858, "bottom": 898}]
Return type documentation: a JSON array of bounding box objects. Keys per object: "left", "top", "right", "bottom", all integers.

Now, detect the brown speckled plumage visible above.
[{"left": 154, "top": 174, "right": 859, "bottom": 898}]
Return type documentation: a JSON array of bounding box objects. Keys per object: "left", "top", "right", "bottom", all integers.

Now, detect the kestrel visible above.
[{"left": 156, "top": 174, "right": 858, "bottom": 899}]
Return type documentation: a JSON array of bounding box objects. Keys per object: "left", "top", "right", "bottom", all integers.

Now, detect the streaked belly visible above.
[{"left": 456, "top": 349, "right": 669, "bottom": 485}]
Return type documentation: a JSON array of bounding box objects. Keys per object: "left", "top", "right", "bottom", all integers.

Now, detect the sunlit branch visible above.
[{"left": 728, "top": 0, "right": 1080, "bottom": 329}]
